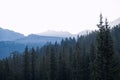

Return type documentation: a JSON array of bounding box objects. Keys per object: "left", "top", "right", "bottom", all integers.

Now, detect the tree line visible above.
[{"left": 0, "top": 15, "right": 120, "bottom": 80}]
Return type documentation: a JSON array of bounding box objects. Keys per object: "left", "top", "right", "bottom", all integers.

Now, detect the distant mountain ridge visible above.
[
  {"left": 38, "top": 30, "right": 92, "bottom": 37},
  {"left": 0, "top": 27, "right": 25, "bottom": 41},
  {"left": 15, "top": 34, "right": 62, "bottom": 44},
  {"left": 0, "top": 27, "right": 92, "bottom": 41},
  {"left": 0, "top": 28, "right": 63, "bottom": 58},
  {"left": 0, "top": 17, "right": 120, "bottom": 42}
]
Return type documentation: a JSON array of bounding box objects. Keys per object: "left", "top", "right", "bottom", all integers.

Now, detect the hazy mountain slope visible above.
[
  {"left": 38, "top": 30, "right": 74, "bottom": 37},
  {"left": 0, "top": 27, "right": 25, "bottom": 41},
  {"left": 0, "top": 41, "right": 26, "bottom": 58},
  {"left": 110, "top": 17, "right": 120, "bottom": 27},
  {"left": 15, "top": 34, "right": 62, "bottom": 44}
]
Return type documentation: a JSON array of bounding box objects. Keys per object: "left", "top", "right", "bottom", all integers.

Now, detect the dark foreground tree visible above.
[{"left": 94, "top": 14, "right": 120, "bottom": 80}]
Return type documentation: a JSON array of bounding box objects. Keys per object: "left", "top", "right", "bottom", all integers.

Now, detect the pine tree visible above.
[
  {"left": 89, "top": 43, "right": 96, "bottom": 80},
  {"left": 39, "top": 56, "right": 47, "bottom": 80},
  {"left": 95, "top": 14, "right": 118, "bottom": 80},
  {"left": 72, "top": 42, "right": 81, "bottom": 80},
  {"left": 23, "top": 46, "right": 31, "bottom": 80},
  {"left": 4, "top": 58, "right": 10, "bottom": 80},
  {"left": 58, "top": 50, "right": 67, "bottom": 80},
  {"left": 81, "top": 43, "right": 90, "bottom": 80},
  {"left": 49, "top": 46, "right": 56, "bottom": 80},
  {"left": 31, "top": 48, "right": 36, "bottom": 80}
]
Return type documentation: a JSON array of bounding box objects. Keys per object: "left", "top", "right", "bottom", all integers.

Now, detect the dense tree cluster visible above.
[{"left": 0, "top": 15, "right": 120, "bottom": 80}]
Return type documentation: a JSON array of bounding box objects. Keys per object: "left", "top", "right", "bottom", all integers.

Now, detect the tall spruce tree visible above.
[
  {"left": 58, "top": 48, "right": 67, "bottom": 80},
  {"left": 89, "top": 43, "right": 96, "bottom": 80},
  {"left": 49, "top": 46, "right": 56, "bottom": 80},
  {"left": 4, "top": 58, "right": 10, "bottom": 80},
  {"left": 39, "top": 56, "right": 47, "bottom": 80},
  {"left": 23, "top": 46, "right": 31, "bottom": 80},
  {"left": 31, "top": 48, "right": 36, "bottom": 80},
  {"left": 95, "top": 14, "right": 117, "bottom": 80},
  {"left": 72, "top": 42, "right": 81, "bottom": 80}
]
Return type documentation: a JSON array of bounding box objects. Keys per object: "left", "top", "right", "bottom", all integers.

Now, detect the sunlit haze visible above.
[{"left": 0, "top": 0, "right": 119, "bottom": 35}]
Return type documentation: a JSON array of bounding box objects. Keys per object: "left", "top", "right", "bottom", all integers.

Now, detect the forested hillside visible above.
[{"left": 0, "top": 15, "right": 120, "bottom": 80}]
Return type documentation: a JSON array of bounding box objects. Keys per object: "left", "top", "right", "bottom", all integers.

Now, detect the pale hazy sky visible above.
[{"left": 0, "top": 0, "right": 119, "bottom": 35}]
